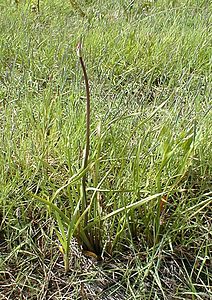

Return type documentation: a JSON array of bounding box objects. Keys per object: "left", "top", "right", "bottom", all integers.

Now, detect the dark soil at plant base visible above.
[{"left": 0, "top": 218, "right": 211, "bottom": 300}]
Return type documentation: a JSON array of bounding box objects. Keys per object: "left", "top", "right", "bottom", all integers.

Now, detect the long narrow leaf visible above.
[
  {"left": 89, "top": 192, "right": 164, "bottom": 223},
  {"left": 29, "top": 193, "right": 70, "bottom": 224}
]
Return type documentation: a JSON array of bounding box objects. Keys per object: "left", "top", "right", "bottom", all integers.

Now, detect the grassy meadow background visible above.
[{"left": 0, "top": 0, "right": 211, "bottom": 299}]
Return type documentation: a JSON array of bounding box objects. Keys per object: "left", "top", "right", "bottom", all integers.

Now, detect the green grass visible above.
[{"left": 0, "top": 0, "right": 211, "bottom": 299}]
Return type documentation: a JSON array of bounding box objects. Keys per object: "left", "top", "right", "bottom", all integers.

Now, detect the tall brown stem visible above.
[{"left": 77, "top": 42, "right": 90, "bottom": 217}]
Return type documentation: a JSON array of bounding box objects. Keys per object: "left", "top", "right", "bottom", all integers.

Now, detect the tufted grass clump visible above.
[{"left": 0, "top": 0, "right": 211, "bottom": 298}]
